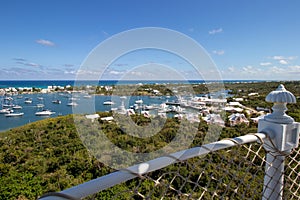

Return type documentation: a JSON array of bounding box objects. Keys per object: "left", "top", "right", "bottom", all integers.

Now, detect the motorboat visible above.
[
  {"left": 67, "top": 102, "right": 78, "bottom": 106},
  {"left": 52, "top": 100, "right": 61, "bottom": 104},
  {"left": 36, "top": 104, "right": 45, "bottom": 108},
  {"left": 103, "top": 100, "right": 114, "bottom": 105},
  {"left": 83, "top": 95, "right": 92, "bottom": 99},
  {"left": 24, "top": 98, "right": 32, "bottom": 104},
  {"left": 135, "top": 99, "right": 143, "bottom": 104},
  {"left": 35, "top": 109, "right": 55, "bottom": 116},
  {"left": 0, "top": 108, "right": 13, "bottom": 114},
  {"left": 5, "top": 112, "right": 24, "bottom": 117},
  {"left": 2, "top": 104, "right": 14, "bottom": 108},
  {"left": 12, "top": 105, "right": 22, "bottom": 109},
  {"left": 69, "top": 97, "right": 78, "bottom": 101}
]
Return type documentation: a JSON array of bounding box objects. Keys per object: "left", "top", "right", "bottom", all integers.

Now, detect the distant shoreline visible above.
[{"left": 0, "top": 79, "right": 272, "bottom": 89}]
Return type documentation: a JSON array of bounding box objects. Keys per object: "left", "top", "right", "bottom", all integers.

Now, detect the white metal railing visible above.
[
  {"left": 39, "top": 133, "right": 267, "bottom": 200},
  {"left": 39, "top": 84, "right": 300, "bottom": 200}
]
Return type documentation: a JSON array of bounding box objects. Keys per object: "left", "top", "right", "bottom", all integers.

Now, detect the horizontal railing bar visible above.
[{"left": 39, "top": 133, "right": 266, "bottom": 200}]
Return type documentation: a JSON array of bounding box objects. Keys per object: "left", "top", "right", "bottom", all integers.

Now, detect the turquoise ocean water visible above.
[{"left": 0, "top": 80, "right": 259, "bottom": 132}]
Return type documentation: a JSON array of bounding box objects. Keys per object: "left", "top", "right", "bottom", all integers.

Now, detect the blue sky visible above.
[{"left": 0, "top": 0, "right": 300, "bottom": 80}]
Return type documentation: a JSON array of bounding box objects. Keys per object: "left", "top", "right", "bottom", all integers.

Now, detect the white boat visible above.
[
  {"left": 67, "top": 102, "right": 78, "bottom": 106},
  {"left": 52, "top": 100, "right": 61, "bottom": 104},
  {"left": 2, "top": 104, "right": 14, "bottom": 108},
  {"left": 5, "top": 112, "right": 24, "bottom": 117},
  {"left": 24, "top": 98, "right": 32, "bottom": 104},
  {"left": 83, "top": 95, "right": 92, "bottom": 99},
  {"left": 135, "top": 99, "right": 143, "bottom": 104},
  {"left": 0, "top": 108, "right": 13, "bottom": 114},
  {"left": 4, "top": 97, "right": 13, "bottom": 101},
  {"left": 144, "top": 105, "right": 155, "bottom": 110},
  {"left": 35, "top": 110, "right": 55, "bottom": 116},
  {"left": 69, "top": 97, "right": 78, "bottom": 101},
  {"left": 103, "top": 100, "right": 114, "bottom": 105},
  {"left": 36, "top": 104, "right": 45, "bottom": 108},
  {"left": 12, "top": 105, "right": 22, "bottom": 109}
]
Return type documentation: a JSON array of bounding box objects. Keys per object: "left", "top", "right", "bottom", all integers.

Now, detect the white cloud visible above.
[
  {"left": 64, "top": 64, "right": 74, "bottom": 67},
  {"left": 209, "top": 28, "right": 223, "bottom": 35},
  {"left": 228, "top": 66, "right": 235, "bottom": 72},
  {"left": 287, "top": 65, "right": 300, "bottom": 74},
  {"left": 270, "top": 66, "right": 285, "bottom": 74},
  {"left": 15, "top": 59, "right": 41, "bottom": 68},
  {"left": 260, "top": 62, "right": 272, "bottom": 66},
  {"left": 287, "top": 56, "right": 298, "bottom": 60},
  {"left": 270, "top": 55, "right": 297, "bottom": 65},
  {"left": 36, "top": 39, "right": 55, "bottom": 46},
  {"left": 242, "top": 65, "right": 253, "bottom": 71},
  {"left": 64, "top": 70, "right": 77, "bottom": 74},
  {"left": 220, "top": 63, "right": 300, "bottom": 80},
  {"left": 25, "top": 62, "right": 40, "bottom": 67},
  {"left": 13, "top": 58, "right": 27, "bottom": 62},
  {"left": 279, "top": 60, "right": 288, "bottom": 65},
  {"left": 109, "top": 70, "right": 124, "bottom": 75},
  {"left": 271, "top": 55, "right": 297, "bottom": 61},
  {"left": 212, "top": 50, "right": 225, "bottom": 55},
  {"left": 272, "top": 56, "right": 284, "bottom": 60}
]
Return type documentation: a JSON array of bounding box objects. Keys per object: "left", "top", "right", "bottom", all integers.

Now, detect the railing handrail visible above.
[{"left": 40, "top": 133, "right": 266, "bottom": 200}]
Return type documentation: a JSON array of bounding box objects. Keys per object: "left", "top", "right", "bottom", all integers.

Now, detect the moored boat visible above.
[
  {"left": 0, "top": 108, "right": 13, "bottom": 114},
  {"left": 83, "top": 95, "right": 92, "bottom": 99},
  {"left": 67, "top": 102, "right": 78, "bottom": 106},
  {"left": 12, "top": 105, "right": 22, "bottom": 109},
  {"left": 35, "top": 109, "right": 55, "bottom": 116},
  {"left": 5, "top": 112, "right": 24, "bottom": 117},
  {"left": 103, "top": 100, "right": 114, "bottom": 105},
  {"left": 52, "top": 100, "right": 61, "bottom": 104},
  {"left": 36, "top": 104, "right": 45, "bottom": 108},
  {"left": 135, "top": 99, "right": 143, "bottom": 104},
  {"left": 24, "top": 98, "right": 32, "bottom": 104}
]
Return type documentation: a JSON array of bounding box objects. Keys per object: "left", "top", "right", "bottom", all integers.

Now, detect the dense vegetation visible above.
[{"left": 0, "top": 81, "right": 299, "bottom": 199}]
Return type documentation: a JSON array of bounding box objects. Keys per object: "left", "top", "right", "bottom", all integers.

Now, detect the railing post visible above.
[{"left": 258, "top": 84, "right": 300, "bottom": 200}]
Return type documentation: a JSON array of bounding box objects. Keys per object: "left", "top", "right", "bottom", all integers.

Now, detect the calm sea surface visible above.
[{"left": 0, "top": 93, "right": 172, "bottom": 132}]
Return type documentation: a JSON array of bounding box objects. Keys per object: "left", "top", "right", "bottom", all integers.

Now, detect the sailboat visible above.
[
  {"left": 0, "top": 96, "right": 14, "bottom": 113},
  {"left": 2, "top": 96, "right": 14, "bottom": 108}
]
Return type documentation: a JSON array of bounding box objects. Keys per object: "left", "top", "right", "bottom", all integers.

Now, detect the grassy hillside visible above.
[
  {"left": 0, "top": 114, "right": 262, "bottom": 200},
  {"left": 0, "top": 81, "right": 299, "bottom": 199},
  {"left": 0, "top": 115, "right": 114, "bottom": 199}
]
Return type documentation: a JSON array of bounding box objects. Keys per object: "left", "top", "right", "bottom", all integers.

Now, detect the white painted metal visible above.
[
  {"left": 259, "top": 84, "right": 300, "bottom": 200},
  {"left": 39, "top": 133, "right": 266, "bottom": 199}
]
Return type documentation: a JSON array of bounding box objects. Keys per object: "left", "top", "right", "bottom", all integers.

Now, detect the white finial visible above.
[
  {"left": 264, "top": 84, "right": 296, "bottom": 124},
  {"left": 266, "top": 84, "right": 296, "bottom": 103}
]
